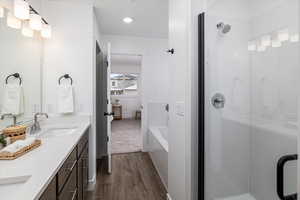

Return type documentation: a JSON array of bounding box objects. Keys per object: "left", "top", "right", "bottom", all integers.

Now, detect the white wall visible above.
[
  {"left": 41, "top": 0, "right": 99, "bottom": 186},
  {"left": 102, "top": 35, "right": 169, "bottom": 149}
]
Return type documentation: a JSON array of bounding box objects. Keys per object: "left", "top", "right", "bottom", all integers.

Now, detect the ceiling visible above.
[{"left": 94, "top": 0, "right": 168, "bottom": 38}]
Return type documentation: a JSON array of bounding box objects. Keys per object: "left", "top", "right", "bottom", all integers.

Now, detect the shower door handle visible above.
[
  {"left": 104, "top": 112, "right": 114, "bottom": 116},
  {"left": 211, "top": 93, "right": 225, "bottom": 109},
  {"left": 277, "top": 154, "right": 298, "bottom": 200}
]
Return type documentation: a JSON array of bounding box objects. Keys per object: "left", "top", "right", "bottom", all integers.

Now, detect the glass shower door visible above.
[{"left": 203, "top": 0, "right": 300, "bottom": 199}]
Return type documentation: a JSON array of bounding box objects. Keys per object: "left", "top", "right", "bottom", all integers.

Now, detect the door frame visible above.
[
  {"left": 198, "top": 12, "right": 205, "bottom": 200},
  {"left": 109, "top": 52, "right": 145, "bottom": 151}
]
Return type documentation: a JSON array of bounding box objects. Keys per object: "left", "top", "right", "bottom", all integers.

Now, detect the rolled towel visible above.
[{"left": 0, "top": 137, "right": 36, "bottom": 153}]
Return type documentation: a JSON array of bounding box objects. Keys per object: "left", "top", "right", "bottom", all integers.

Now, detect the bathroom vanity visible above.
[
  {"left": 40, "top": 130, "right": 89, "bottom": 200},
  {"left": 0, "top": 117, "right": 91, "bottom": 200}
]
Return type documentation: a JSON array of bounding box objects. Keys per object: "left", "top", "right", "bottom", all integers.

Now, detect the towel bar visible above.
[
  {"left": 58, "top": 74, "right": 73, "bottom": 85},
  {"left": 5, "top": 73, "right": 22, "bottom": 85}
]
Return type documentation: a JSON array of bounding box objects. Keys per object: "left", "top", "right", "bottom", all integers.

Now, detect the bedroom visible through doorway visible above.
[{"left": 110, "top": 54, "right": 143, "bottom": 154}]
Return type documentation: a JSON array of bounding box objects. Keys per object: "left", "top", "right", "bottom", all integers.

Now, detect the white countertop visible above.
[{"left": 0, "top": 116, "right": 91, "bottom": 200}]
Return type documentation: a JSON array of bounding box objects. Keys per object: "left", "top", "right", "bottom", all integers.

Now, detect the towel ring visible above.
[
  {"left": 5, "top": 73, "right": 22, "bottom": 85},
  {"left": 58, "top": 74, "right": 73, "bottom": 85}
]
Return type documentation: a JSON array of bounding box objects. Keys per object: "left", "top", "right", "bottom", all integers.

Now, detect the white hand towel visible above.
[
  {"left": 57, "top": 85, "right": 74, "bottom": 114},
  {"left": 1, "top": 84, "right": 24, "bottom": 115}
]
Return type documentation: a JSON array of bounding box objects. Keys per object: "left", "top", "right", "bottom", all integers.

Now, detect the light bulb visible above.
[
  {"left": 41, "top": 24, "right": 52, "bottom": 38},
  {"left": 123, "top": 17, "right": 133, "bottom": 24},
  {"left": 14, "top": 0, "right": 30, "bottom": 20},
  {"left": 22, "top": 21, "right": 34, "bottom": 37},
  {"left": 278, "top": 29, "right": 289, "bottom": 42},
  {"left": 247, "top": 41, "right": 256, "bottom": 51},
  {"left": 0, "top": 6, "right": 4, "bottom": 18},
  {"left": 7, "top": 12, "right": 22, "bottom": 29},
  {"left": 290, "top": 33, "right": 299, "bottom": 43},
  {"left": 29, "top": 13, "right": 42, "bottom": 30},
  {"left": 261, "top": 35, "right": 271, "bottom": 46}
]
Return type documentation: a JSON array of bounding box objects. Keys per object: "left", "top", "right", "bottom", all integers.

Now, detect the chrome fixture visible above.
[
  {"left": 217, "top": 22, "right": 231, "bottom": 34},
  {"left": 0, "top": 113, "right": 17, "bottom": 126},
  {"left": 211, "top": 93, "right": 225, "bottom": 109},
  {"left": 30, "top": 112, "right": 48, "bottom": 134}
]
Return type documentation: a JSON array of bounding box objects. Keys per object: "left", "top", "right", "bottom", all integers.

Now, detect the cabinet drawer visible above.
[
  {"left": 57, "top": 147, "right": 77, "bottom": 192},
  {"left": 39, "top": 177, "right": 56, "bottom": 200},
  {"left": 58, "top": 165, "right": 77, "bottom": 200},
  {"left": 77, "top": 131, "right": 88, "bottom": 157}
]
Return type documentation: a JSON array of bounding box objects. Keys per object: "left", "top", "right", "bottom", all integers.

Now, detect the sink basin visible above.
[
  {"left": 0, "top": 175, "right": 31, "bottom": 185},
  {"left": 39, "top": 127, "right": 77, "bottom": 138}
]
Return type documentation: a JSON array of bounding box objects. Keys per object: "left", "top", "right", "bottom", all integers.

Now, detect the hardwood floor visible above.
[{"left": 87, "top": 152, "right": 167, "bottom": 200}]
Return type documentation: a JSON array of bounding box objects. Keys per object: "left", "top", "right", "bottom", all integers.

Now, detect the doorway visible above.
[{"left": 110, "top": 53, "right": 143, "bottom": 154}]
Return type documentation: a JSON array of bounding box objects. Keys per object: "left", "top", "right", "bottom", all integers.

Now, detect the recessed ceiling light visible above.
[{"left": 123, "top": 17, "right": 133, "bottom": 24}]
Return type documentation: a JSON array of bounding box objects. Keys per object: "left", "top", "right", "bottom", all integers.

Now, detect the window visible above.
[{"left": 110, "top": 73, "right": 139, "bottom": 95}]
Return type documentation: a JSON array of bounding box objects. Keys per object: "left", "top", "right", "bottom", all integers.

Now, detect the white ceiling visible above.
[{"left": 94, "top": 0, "right": 168, "bottom": 38}]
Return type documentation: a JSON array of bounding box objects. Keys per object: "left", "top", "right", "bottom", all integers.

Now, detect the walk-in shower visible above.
[{"left": 198, "top": 0, "right": 300, "bottom": 199}]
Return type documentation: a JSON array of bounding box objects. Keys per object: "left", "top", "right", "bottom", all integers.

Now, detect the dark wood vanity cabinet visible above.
[
  {"left": 78, "top": 140, "right": 89, "bottom": 200},
  {"left": 39, "top": 177, "right": 57, "bottom": 200},
  {"left": 39, "top": 130, "right": 89, "bottom": 200}
]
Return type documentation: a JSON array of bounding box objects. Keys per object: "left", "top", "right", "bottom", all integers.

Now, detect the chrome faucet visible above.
[
  {"left": 1, "top": 114, "right": 17, "bottom": 126},
  {"left": 30, "top": 112, "right": 48, "bottom": 135}
]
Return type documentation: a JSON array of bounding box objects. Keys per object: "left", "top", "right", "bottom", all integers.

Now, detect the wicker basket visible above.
[
  {"left": 0, "top": 139, "right": 41, "bottom": 160},
  {"left": 2, "top": 125, "right": 27, "bottom": 143}
]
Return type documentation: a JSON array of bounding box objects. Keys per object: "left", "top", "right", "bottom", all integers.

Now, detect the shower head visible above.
[{"left": 217, "top": 22, "right": 231, "bottom": 34}]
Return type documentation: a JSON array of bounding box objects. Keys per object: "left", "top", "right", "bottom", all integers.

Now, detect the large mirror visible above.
[{"left": 0, "top": 1, "right": 42, "bottom": 129}]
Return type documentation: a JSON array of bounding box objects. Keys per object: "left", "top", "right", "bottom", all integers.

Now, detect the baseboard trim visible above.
[
  {"left": 167, "top": 193, "right": 172, "bottom": 200},
  {"left": 87, "top": 175, "right": 96, "bottom": 191}
]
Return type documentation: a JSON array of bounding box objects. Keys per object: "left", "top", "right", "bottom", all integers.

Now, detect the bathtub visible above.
[{"left": 148, "top": 126, "right": 168, "bottom": 189}]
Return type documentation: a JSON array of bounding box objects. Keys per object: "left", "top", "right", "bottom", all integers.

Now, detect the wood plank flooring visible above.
[{"left": 87, "top": 152, "right": 167, "bottom": 200}]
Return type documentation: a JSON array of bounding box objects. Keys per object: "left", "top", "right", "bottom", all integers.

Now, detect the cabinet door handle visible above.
[
  {"left": 277, "top": 154, "right": 298, "bottom": 200},
  {"left": 70, "top": 188, "right": 77, "bottom": 200}
]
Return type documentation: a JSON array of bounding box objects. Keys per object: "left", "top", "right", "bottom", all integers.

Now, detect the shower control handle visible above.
[
  {"left": 211, "top": 93, "right": 225, "bottom": 109},
  {"left": 277, "top": 154, "right": 298, "bottom": 200}
]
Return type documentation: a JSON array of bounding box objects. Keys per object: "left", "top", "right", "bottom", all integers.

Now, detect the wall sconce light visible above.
[
  {"left": 29, "top": 13, "right": 42, "bottom": 30},
  {"left": 14, "top": 0, "right": 30, "bottom": 20},
  {"left": 41, "top": 24, "right": 52, "bottom": 38},
  {"left": 22, "top": 21, "right": 33, "bottom": 37},
  {"left": 0, "top": 6, "right": 4, "bottom": 18},
  {"left": 7, "top": 12, "right": 22, "bottom": 29}
]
